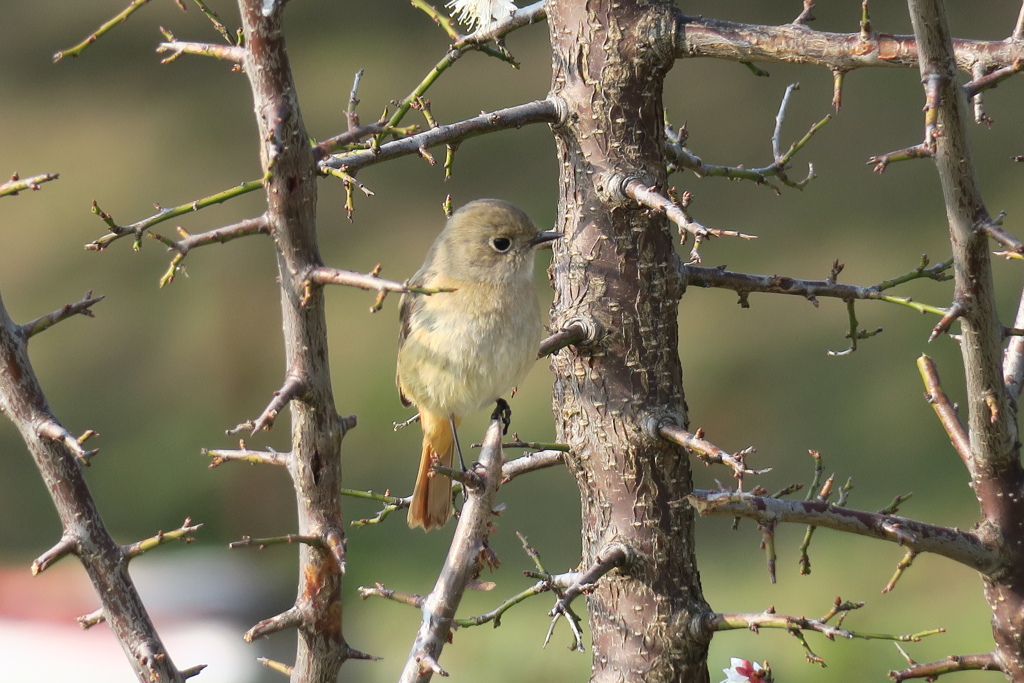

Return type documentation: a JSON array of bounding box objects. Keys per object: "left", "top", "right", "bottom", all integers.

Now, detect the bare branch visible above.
[
  {"left": 889, "top": 652, "right": 1001, "bottom": 681},
  {"left": 538, "top": 321, "right": 590, "bottom": 358},
  {"left": 501, "top": 450, "right": 565, "bottom": 483},
  {"left": 677, "top": 14, "right": 1024, "bottom": 75},
  {"left": 917, "top": 355, "right": 972, "bottom": 470},
  {"left": 86, "top": 180, "right": 265, "bottom": 251},
  {"left": 963, "top": 59, "right": 1024, "bottom": 98},
  {"left": 122, "top": 518, "right": 201, "bottom": 560},
  {"left": 31, "top": 534, "right": 77, "bottom": 575},
  {"left": 322, "top": 99, "right": 561, "bottom": 174},
  {"left": 710, "top": 604, "right": 943, "bottom": 667},
  {"left": 686, "top": 489, "right": 999, "bottom": 574},
  {"left": 227, "top": 372, "right": 308, "bottom": 435},
  {"left": 152, "top": 216, "right": 269, "bottom": 286},
  {"left": 19, "top": 292, "right": 104, "bottom": 339},
  {"left": 549, "top": 543, "right": 629, "bottom": 632},
  {"left": 53, "top": 0, "right": 155, "bottom": 62},
  {"left": 399, "top": 417, "right": 506, "bottom": 683},
  {"left": 660, "top": 423, "right": 769, "bottom": 486},
  {"left": 0, "top": 172, "right": 59, "bottom": 198},
  {"left": 203, "top": 445, "right": 290, "bottom": 468},
  {"left": 157, "top": 40, "right": 245, "bottom": 64},
  {"left": 623, "top": 180, "right": 755, "bottom": 263},
  {"left": 244, "top": 606, "right": 303, "bottom": 643}
]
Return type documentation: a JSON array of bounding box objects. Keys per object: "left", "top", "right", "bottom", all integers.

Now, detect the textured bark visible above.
[
  {"left": 546, "top": 1, "right": 710, "bottom": 680},
  {"left": 908, "top": 1, "right": 1024, "bottom": 679},
  {"left": 0, "top": 295, "right": 183, "bottom": 683},
  {"left": 238, "top": 2, "right": 348, "bottom": 680}
]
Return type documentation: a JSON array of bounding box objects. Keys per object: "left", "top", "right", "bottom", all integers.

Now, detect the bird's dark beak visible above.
[{"left": 530, "top": 231, "right": 562, "bottom": 247}]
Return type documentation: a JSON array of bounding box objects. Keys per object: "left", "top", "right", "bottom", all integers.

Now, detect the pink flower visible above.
[{"left": 721, "top": 658, "right": 768, "bottom": 683}]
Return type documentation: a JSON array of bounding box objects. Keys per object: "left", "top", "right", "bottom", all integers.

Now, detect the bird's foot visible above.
[{"left": 492, "top": 398, "right": 512, "bottom": 435}]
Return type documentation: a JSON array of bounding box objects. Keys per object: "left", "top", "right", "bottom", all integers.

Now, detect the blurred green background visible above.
[{"left": 1, "top": 1, "right": 1022, "bottom": 681}]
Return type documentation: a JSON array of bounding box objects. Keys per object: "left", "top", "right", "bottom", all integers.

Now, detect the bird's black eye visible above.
[{"left": 491, "top": 237, "right": 512, "bottom": 252}]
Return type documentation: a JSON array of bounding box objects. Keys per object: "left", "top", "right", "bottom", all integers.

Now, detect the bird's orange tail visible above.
[{"left": 408, "top": 411, "right": 460, "bottom": 531}]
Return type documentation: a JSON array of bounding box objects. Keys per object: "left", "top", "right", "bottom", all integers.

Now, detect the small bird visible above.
[{"left": 397, "top": 199, "right": 559, "bottom": 530}]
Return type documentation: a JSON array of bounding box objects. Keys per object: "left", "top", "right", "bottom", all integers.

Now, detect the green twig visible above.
[{"left": 54, "top": 0, "right": 155, "bottom": 62}]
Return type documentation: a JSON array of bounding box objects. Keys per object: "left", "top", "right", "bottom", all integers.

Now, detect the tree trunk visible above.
[{"left": 546, "top": 1, "right": 711, "bottom": 680}]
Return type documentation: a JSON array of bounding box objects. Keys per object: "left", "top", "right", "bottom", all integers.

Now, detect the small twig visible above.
[
  {"left": 0, "top": 172, "right": 59, "bottom": 198},
  {"left": 244, "top": 606, "right": 303, "bottom": 643},
  {"left": 623, "top": 180, "right": 755, "bottom": 262},
  {"left": 53, "top": 0, "right": 155, "bottom": 62},
  {"left": 150, "top": 216, "right": 269, "bottom": 287},
  {"left": 122, "top": 518, "right": 201, "bottom": 559},
  {"left": 889, "top": 652, "right": 1001, "bottom": 681},
  {"left": 883, "top": 549, "right": 919, "bottom": 593},
  {"left": 77, "top": 608, "right": 106, "bottom": 629},
  {"left": 538, "top": 322, "right": 589, "bottom": 358},
  {"left": 977, "top": 217, "right": 1024, "bottom": 254},
  {"left": 929, "top": 300, "right": 967, "bottom": 342},
  {"left": 917, "top": 355, "right": 973, "bottom": 469},
  {"left": 257, "top": 658, "right": 294, "bottom": 676},
  {"left": 157, "top": 40, "right": 245, "bottom": 64},
  {"left": 19, "top": 292, "right": 104, "bottom": 339},
  {"left": 37, "top": 420, "right": 99, "bottom": 464},
  {"left": 229, "top": 533, "right": 323, "bottom": 550},
  {"left": 501, "top": 450, "right": 565, "bottom": 484},
  {"left": 792, "top": 0, "right": 816, "bottom": 25},
  {"left": 711, "top": 603, "right": 944, "bottom": 667},
  {"left": 963, "top": 60, "right": 1024, "bottom": 98},
  {"left": 869, "top": 72, "right": 943, "bottom": 172},
  {"left": 660, "top": 422, "right": 769, "bottom": 489},
  {"left": 86, "top": 179, "right": 265, "bottom": 251},
  {"left": 31, "top": 535, "right": 77, "bottom": 575},
  {"left": 203, "top": 445, "right": 290, "bottom": 468},
  {"left": 359, "top": 583, "right": 427, "bottom": 608},
  {"left": 687, "top": 489, "right": 999, "bottom": 574},
  {"left": 227, "top": 372, "right": 308, "bottom": 435},
  {"left": 550, "top": 544, "right": 629, "bottom": 621}
]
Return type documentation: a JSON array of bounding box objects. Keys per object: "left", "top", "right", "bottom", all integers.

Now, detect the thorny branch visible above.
[{"left": 709, "top": 600, "right": 943, "bottom": 668}]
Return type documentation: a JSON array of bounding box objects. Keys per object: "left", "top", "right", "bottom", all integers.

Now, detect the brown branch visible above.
[
  {"left": 660, "top": 423, "right": 770, "bottom": 486},
  {"left": 398, "top": 417, "right": 506, "bottom": 683},
  {"left": 153, "top": 216, "right": 270, "bottom": 286},
  {"left": 686, "top": 489, "right": 1000, "bottom": 575},
  {"left": 227, "top": 372, "right": 308, "bottom": 435},
  {"left": 19, "top": 291, "right": 104, "bottom": 339},
  {"left": 889, "top": 652, "right": 1001, "bottom": 681},
  {"left": 0, "top": 172, "right": 59, "bottom": 198},
  {"left": 359, "top": 583, "right": 426, "bottom": 608},
  {"left": 0, "top": 293, "right": 184, "bottom": 681},
  {"left": 710, "top": 603, "right": 943, "bottom": 667},
  {"left": 538, "top": 321, "right": 590, "bottom": 358},
  {"left": 676, "top": 13, "right": 1024, "bottom": 75},
  {"left": 157, "top": 41, "right": 245, "bottom": 64},
  {"left": 322, "top": 99, "right": 561, "bottom": 173},
  {"left": 31, "top": 535, "right": 77, "bottom": 575},
  {"left": 963, "top": 59, "right": 1024, "bottom": 98},
  {"left": 917, "top": 355, "right": 972, "bottom": 470},
  {"left": 244, "top": 606, "right": 303, "bottom": 643},
  {"left": 622, "top": 180, "right": 755, "bottom": 263},
  {"left": 501, "top": 450, "right": 565, "bottom": 483},
  {"left": 547, "top": 543, "right": 629, "bottom": 650},
  {"left": 203, "top": 445, "right": 290, "bottom": 467},
  {"left": 77, "top": 608, "right": 106, "bottom": 629}
]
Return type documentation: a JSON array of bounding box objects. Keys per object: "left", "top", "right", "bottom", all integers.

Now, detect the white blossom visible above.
[
  {"left": 445, "top": 0, "right": 518, "bottom": 31},
  {"left": 720, "top": 658, "right": 768, "bottom": 683}
]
